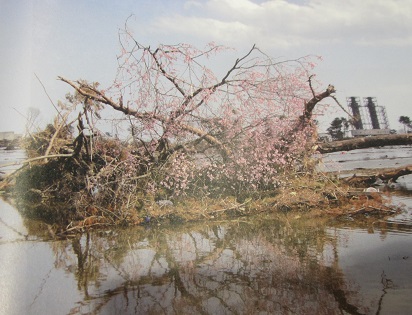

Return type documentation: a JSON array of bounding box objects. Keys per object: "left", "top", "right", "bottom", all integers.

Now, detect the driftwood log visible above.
[
  {"left": 318, "top": 134, "right": 412, "bottom": 154},
  {"left": 318, "top": 134, "right": 412, "bottom": 187},
  {"left": 343, "top": 164, "right": 412, "bottom": 187}
]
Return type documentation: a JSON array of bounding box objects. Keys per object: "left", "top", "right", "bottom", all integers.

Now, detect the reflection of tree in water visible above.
[{"left": 45, "top": 217, "right": 370, "bottom": 314}]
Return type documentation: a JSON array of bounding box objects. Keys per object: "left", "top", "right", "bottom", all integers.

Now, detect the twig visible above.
[
  {"left": 0, "top": 154, "right": 73, "bottom": 169},
  {"left": 12, "top": 107, "right": 41, "bottom": 139},
  {"left": 330, "top": 95, "right": 356, "bottom": 121},
  {"left": 35, "top": 73, "right": 64, "bottom": 121},
  {"left": 63, "top": 221, "right": 114, "bottom": 234},
  {"left": 0, "top": 217, "right": 29, "bottom": 239},
  {"left": 0, "top": 153, "right": 73, "bottom": 191},
  {"left": 308, "top": 75, "right": 317, "bottom": 98},
  {"left": 44, "top": 112, "right": 71, "bottom": 161},
  {"left": 208, "top": 198, "right": 251, "bottom": 214}
]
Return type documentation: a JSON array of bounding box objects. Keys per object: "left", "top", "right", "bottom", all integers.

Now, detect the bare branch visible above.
[
  {"left": 330, "top": 95, "right": 356, "bottom": 121},
  {"left": 179, "top": 45, "right": 257, "bottom": 117},
  {"left": 308, "top": 75, "right": 316, "bottom": 98},
  {"left": 58, "top": 77, "right": 231, "bottom": 157},
  {"left": 36, "top": 73, "right": 64, "bottom": 121},
  {"left": 44, "top": 112, "right": 71, "bottom": 160},
  {"left": 151, "top": 48, "right": 187, "bottom": 97},
  {"left": 0, "top": 154, "right": 73, "bottom": 170}
]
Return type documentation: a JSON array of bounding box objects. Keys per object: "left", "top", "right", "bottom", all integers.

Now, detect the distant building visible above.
[{"left": 0, "top": 131, "right": 21, "bottom": 141}]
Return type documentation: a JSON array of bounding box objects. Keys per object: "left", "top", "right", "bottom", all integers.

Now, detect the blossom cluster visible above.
[{"left": 82, "top": 32, "right": 324, "bottom": 198}]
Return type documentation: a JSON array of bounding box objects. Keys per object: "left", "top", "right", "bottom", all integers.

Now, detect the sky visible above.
[{"left": 1, "top": 0, "right": 411, "bottom": 134}]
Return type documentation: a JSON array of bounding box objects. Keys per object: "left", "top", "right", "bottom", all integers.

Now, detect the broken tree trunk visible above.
[
  {"left": 317, "top": 134, "right": 412, "bottom": 154},
  {"left": 302, "top": 83, "right": 336, "bottom": 122}
]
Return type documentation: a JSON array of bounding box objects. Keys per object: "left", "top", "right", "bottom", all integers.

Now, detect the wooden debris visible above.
[{"left": 344, "top": 164, "right": 412, "bottom": 187}]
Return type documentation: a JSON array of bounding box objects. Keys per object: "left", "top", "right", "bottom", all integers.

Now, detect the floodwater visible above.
[
  {"left": 0, "top": 148, "right": 26, "bottom": 175},
  {"left": 1, "top": 148, "right": 412, "bottom": 315},
  {"left": 319, "top": 145, "right": 412, "bottom": 190}
]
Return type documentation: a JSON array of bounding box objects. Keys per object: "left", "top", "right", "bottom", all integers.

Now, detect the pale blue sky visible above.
[{"left": 1, "top": 0, "right": 411, "bottom": 133}]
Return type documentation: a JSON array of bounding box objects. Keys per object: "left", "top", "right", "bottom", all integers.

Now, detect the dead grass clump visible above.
[{"left": 12, "top": 161, "right": 401, "bottom": 235}]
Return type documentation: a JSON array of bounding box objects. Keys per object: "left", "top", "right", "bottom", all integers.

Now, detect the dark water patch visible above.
[{"left": 327, "top": 226, "right": 412, "bottom": 315}]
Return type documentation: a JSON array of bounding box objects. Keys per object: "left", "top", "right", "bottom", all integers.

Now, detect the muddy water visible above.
[{"left": 1, "top": 148, "right": 412, "bottom": 315}]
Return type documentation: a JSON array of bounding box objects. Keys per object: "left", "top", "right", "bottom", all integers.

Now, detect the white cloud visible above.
[
  {"left": 149, "top": 0, "right": 412, "bottom": 48},
  {"left": 152, "top": 15, "right": 259, "bottom": 45},
  {"left": 184, "top": 0, "right": 203, "bottom": 10},
  {"left": 2, "top": 0, "right": 410, "bottom": 133},
  {"left": 206, "top": 0, "right": 263, "bottom": 15}
]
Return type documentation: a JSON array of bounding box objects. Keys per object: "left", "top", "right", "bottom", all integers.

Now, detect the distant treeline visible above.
[{"left": 0, "top": 138, "right": 21, "bottom": 150}]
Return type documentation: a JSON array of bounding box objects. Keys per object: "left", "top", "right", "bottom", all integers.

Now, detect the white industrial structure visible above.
[{"left": 347, "top": 97, "right": 391, "bottom": 137}]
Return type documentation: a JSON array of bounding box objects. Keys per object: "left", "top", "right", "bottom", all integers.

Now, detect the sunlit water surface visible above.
[{"left": 1, "top": 148, "right": 411, "bottom": 315}]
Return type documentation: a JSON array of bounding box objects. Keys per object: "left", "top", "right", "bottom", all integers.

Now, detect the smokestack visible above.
[
  {"left": 348, "top": 97, "right": 363, "bottom": 129},
  {"left": 365, "top": 97, "right": 380, "bottom": 129}
]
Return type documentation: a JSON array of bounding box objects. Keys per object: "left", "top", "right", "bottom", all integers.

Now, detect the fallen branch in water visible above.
[
  {"left": 207, "top": 198, "right": 252, "bottom": 216},
  {"left": 343, "top": 164, "right": 412, "bottom": 187},
  {"left": 338, "top": 205, "right": 398, "bottom": 217},
  {"left": 60, "top": 221, "right": 116, "bottom": 237},
  {"left": 0, "top": 153, "right": 73, "bottom": 192}
]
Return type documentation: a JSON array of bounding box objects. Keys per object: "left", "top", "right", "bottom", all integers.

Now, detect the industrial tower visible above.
[{"left": 347, "top": 97, "right": 390, "bottom": 136}]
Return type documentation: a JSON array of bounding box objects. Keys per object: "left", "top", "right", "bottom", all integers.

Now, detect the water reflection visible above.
[
  {"left": 1, "top": 196, "right": 412, "bottom": 315},
  {"left": 52, "top": 220, "right": 363, "bottom": 315}
]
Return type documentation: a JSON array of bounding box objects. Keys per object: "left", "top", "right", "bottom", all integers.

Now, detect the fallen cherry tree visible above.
[{"left": 4, "top": 28, "right": 372, "bottom": 230}]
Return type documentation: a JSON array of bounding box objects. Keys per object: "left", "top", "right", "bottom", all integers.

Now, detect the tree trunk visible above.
[
  {"left": 317, "top": 134, "right": 412, "bottom": 154},
  {"left": 302, "top": 84, "right": 336, "bottom": 122}
]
